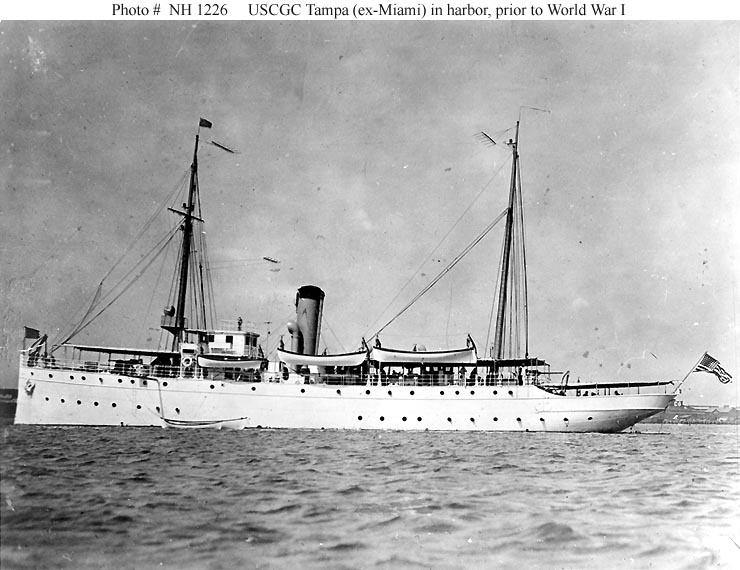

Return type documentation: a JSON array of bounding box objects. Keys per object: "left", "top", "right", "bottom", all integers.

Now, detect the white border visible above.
[{"left": 1, "top": 1, "right": 739, "bottom": 21}]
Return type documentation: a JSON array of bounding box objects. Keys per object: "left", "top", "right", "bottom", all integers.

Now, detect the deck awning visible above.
[{"left": 62, "top": 344, "right": 178, "bottom": 358}]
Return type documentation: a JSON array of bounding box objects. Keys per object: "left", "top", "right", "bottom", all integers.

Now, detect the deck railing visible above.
[
  {"left": 19, "top": 353, "right": 674, "bottom": 394},
  {"left": 20, "top": 353, "right": 181, "bottom": 379}
]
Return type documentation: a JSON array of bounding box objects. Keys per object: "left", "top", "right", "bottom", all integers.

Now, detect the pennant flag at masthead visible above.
[{"left": 24, "top": 326, "right": 40, "bottom": 339}]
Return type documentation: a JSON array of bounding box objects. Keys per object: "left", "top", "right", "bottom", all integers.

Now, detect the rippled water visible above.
[{"left": 1, "top": 424, "right": 738, "bottom": 569}]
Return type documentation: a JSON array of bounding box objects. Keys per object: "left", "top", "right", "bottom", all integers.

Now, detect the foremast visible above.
[{"left": 161, "top": 119, "right": 211, "bottom": 349}]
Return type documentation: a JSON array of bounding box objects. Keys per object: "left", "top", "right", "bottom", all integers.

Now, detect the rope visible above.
[
  {"left": 515, "top": 160, "right": 528, "bottom": 357},
  {"left": 321, "top": 315, "right": 346, "bottom": 353},
  {"left": 372, "top": 208, "right": 508, "bottom": 339},
  {"left": 484, "top": 222, "right": 508, "bottom": 356},
  {"left": 51, "top": 224, "right": 177, "bottom": 353},
  {"left": 100, "top": 170, "right": 188, "bottom": 284},
  {"left": 364, "top": 154, "right": 513, "bottom": 339},
  {"left": 54, "top": 172, "right": 189, "bottom": 349}
]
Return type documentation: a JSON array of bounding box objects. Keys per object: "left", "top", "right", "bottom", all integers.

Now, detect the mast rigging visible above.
[{"left": 492, "top": 120, "right": 529, "bottom": 360}]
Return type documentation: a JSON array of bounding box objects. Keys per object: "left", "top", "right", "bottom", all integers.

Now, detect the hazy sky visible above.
[{"left": 1, "top": 21, "right": 737, "bottom": 405}]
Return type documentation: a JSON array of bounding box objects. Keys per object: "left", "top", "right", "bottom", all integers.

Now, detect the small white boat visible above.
[
  {"left": 370, "top": 345, "right": 477, "bottom": 366},
  {"left": 276, "top": 348, "right": 368, "bottom": 368},
  {"left": 196, "top": 354, "right": 264, "bottom": 370},
  {"left": 160, "top": 416, "right": 251, "bottom": 430}
]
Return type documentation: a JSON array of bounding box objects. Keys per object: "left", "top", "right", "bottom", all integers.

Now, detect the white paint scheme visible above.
[{"left": 16, "top": 358, "right": 675, "bottom": 432}]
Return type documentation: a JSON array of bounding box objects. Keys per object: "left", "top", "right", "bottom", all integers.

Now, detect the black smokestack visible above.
[{"left": 293, "top": 285, "right": 325, "bottom": 355}]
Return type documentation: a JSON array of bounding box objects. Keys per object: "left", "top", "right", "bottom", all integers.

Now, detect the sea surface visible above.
[{"left": 1, "top": 423, "right": 738, "bottom": 570}]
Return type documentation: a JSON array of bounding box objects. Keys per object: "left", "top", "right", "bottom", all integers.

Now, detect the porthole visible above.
[
  {"left": 587, "top": 416, "right": 593, "bottom": 421},
  {"left": 77, "top": 400, "right": 82, "bottom": 405},
  {"left": 163, "top": 381, "right": 168, "bottom": 387},
  {"left": 94, "top": 402, "right": 99, "bottom": 406},
  {"left": 402, "top": 416, "right": 407, "bottom": 422},
  {"left": 130, "top": 379, "right": 135, "bottom": 384},
  {"left": 44, "top": 397, "right": 49, "bottom": 401},
  {"left": 365, "top": 389, "right": 370, "bottom": 395},
  {"left": 210, "top": 385, "right": 215, "bottom": 390},
  {"left": 447, "top": 417, "right": 452, "bottom": 422},
  {"left": 470, "top": 390, "right": 475, "bottom": 395},
  {"left": 358, "top": 415, "right": 363, "bottom": 420},
  {"left": 175, "top": 408, "right": 180, "bottom": 414},
  {"left": 99, "top": 378, "right": 104, "bottom": 383},
  {"left": 440, "top": 390, "right": 445, "bottom": 395},
  {"left": 142, "top": 380, "right": 147, "bottom": 386},
  {"left": 563, "top": 417, "right": 569, "bottom": 422},
  {"left": 301, "top": 388, "right": 305, "bottom": 393},
  {"left": 70, "top": 375, "right": 74, "bottom": 380},
  {"left": 410, "top": 390, "right": 415, "bottom": 395},
  {"left": 493, "top": 417, "right": 498, "bottom": 421},
  {"left": 380, "top": 416, "right": 385, "bottom": 421},
  {"left": 387, "top": 390, "right": 392, "bottom": 396},
  {"left": 156, "top": 406, "right": 160, "bottom": 413},
  {"left": 112, "top": 403, "right": 117, "bottom": 408},
  {"left": 417, "top": 417, "right": 422, "bottom": 422},
  {"left": 81, "top": 376, "right": 86, "bottom": 381},
  {"left": 508, "top": 390, "right": 514, "bottom": 396},
  {"left": 136, "top": 405, "right": 141, "bottom": 409},
  {"left": 470, "top": 417, "right": 475, "bottom": 422},
  {"left": 516, "top": 417, "right": 521, "bottom": 422},
  {"left": 118, "top": 379, "right": 123, "bottom": 383},
  {"left": 455, "top": 390, "right": 459, "bottom": 395},
  {"left": 60, "top": 398, "right": 65, "bottom": 403},
  {"left": 337, "top": 389, "right": 342, "bottom": 395},
  {"left": 251, "top": 386, "right": 256, "bottom": 391},
  {"left": 540, "top": 417, "right": 545, "bottom": 422},
  {"left": 49, "top": 374, "right": 53, "bottom": 378},
  {"left": 30, "top": 372, "right": 34, "bottom": 376}
]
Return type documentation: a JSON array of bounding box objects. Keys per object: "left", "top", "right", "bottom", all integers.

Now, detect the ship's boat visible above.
[
  {"left": 276, "top": 348, "right": 368, "bottom": 369},
  {"left": 16, "top": 117, "right": 728, "bottom": 431},
  {"left": 195, "top": 356, "right": 263, "bottom": 370},
  {"left": 369, "top": 346, "right": 477, "bottom": 366}
]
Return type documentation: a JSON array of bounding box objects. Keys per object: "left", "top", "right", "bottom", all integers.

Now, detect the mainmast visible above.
[{"left": 492, "top": 121, "right": 520, "bottom": 359}]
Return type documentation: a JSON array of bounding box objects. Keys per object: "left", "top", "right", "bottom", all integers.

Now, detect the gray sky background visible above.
[{"left": 1, "top": 21, "right": 737, "bottom": 405}]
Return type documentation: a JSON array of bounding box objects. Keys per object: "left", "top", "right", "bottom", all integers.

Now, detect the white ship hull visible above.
[{"left": 16, "top": 362, "right": 675, "bottom": 432}]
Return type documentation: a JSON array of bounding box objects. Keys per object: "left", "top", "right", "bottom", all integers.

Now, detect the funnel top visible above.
[{"left": 297, "top": 285, "right": 325, "bottom": 301}]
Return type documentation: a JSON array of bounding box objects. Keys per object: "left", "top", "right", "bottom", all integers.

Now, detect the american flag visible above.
[{"left": 694, "top": 353, "right": 733, "bottom": 384}]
